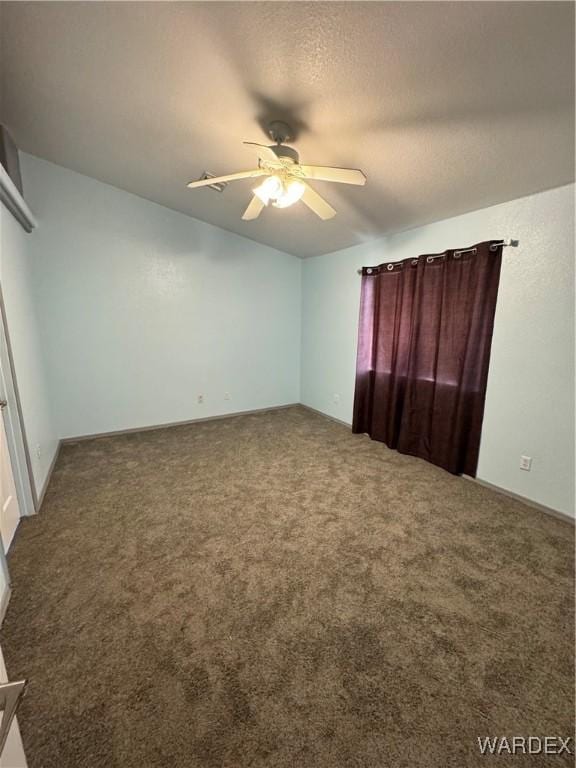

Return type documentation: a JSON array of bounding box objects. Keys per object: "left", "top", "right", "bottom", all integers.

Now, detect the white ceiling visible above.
[{"left": 0, "top": 2, "right": 574, "bottom": 258}]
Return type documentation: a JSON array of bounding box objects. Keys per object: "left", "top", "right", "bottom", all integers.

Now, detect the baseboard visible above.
[
  {"left": 45, "top": 403, "right": 576, "bottom": 527},
  {"left": 36, "top": 440, "right": 62, "bottom": 512},
  {"left": 36, "top": 405, "right": 298, "bottom": 513},
  {"left": 464, "top": 476, "right": 574, "bottom": 525},
  {"left": 61, "top": 403, "right": 300, "bottom": 444},
  {"left": 300, "top": 404, "right": 574, "bottom": 526},
  {"left": 299, "top": 403, "right": 352, "bottom": 428}
]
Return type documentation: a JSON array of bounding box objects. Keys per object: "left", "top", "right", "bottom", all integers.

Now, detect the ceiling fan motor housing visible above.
[
  {"left": 272, "top": 145, "right": 299, "bottom": 164},
  {"left": 187, "top": 124, "right": 365, "bottom": 222},
  {"left": 267, "top": 120, "right": 294, "bottom": 144}
]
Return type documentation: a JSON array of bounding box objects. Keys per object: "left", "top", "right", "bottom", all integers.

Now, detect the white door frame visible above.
[{"left": 0, "top": 287, "right": 35, "bottom": 520}]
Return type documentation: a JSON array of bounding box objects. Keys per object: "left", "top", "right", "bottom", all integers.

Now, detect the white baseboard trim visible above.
[{"left": 61, "top": 403, "right": 300, "bottom": 444}]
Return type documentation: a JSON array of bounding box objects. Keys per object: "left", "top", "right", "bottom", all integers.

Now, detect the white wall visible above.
[
  {"left": 301, "top": 185, "right": 575, "bottom": 517},
  {"left": 0, "top": 203, "right": 58, "bottom": 498},
  {"left": 21, "top": 154, "right": 301, "bottom": 439}
]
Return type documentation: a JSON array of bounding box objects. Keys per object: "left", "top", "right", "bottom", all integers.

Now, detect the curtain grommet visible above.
[
  {"left": 366, "top": 268, "right": 373, "bottom": 274},
  {"left": 387, "top": 264, "right": 394, "bottom": 271}
]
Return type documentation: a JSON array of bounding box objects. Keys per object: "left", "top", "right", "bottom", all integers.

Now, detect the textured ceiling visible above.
[{"left": 0, "top": 2, "right": 574, "bottom": 258}]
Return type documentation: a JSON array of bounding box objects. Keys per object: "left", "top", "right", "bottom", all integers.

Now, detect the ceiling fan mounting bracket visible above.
[{"left": 267, "top": 120, "right": 294, "bottom": 145}]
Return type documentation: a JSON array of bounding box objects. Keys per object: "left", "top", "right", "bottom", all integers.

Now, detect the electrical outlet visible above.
[
  {"left": 224, "top": 392, "right": 231, "bottom": 401},
  {"left": 333, "top": 393, "right": 340, "bottom": 405},
  {"left": 35, "top": 443, "right": 41, "bottom": 460},
  {"left": 197, "top": 394, "right": 204, "bottom": 404},
  {"left": 520, "top": 455, "right": 532, "bottom": 471}
]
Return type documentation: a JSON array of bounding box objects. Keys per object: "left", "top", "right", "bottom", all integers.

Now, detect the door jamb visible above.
[{"left": 0, "top": 284, "right": 36, "bottom": 518}]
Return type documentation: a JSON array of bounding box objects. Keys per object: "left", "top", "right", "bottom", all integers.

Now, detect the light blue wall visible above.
[
  {"left": 301, "top": 185, "right": 575, "bottom": 517},
  {"left": 22, "top": 154, "right": 301, "bottom": 439},
  {"left": 6, "top": 153, "right": 574, "bottom": 518},
  {"left": 0, "top": 204, "right": 58, "bottom": 498}
]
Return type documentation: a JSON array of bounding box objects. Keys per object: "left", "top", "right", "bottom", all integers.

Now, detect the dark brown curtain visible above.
[{"left": 352, "top": 240, "right": 503, "bottom": 476}]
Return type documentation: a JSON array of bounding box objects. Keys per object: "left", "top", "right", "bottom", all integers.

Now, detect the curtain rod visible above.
[{"left": 357, "top": 239, "right": 519, "bottom": 274}]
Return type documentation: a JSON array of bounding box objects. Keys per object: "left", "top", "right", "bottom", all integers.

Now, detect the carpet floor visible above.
[{"left": 1, "top": 406, "right": 573, "bottom": 767}]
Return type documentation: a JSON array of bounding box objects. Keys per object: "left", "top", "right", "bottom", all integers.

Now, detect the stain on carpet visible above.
[{"left": 1, "top": 407, "right": 573, "bottom": 767}]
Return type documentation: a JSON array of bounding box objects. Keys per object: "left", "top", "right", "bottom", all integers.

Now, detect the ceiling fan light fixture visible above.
[
  {"left": 189, "top": 131, "right": 365, "bottom": 222},
  {"left": 254, "top": 175, "right": 283, "bottom": 205},
  {"left": 273, "top": 179, "right": 306, "bottom": 209}
]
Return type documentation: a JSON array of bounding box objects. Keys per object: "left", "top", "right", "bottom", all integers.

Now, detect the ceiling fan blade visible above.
[
  {"left": 241, "top": 194, "right": 265, "bottom": 221},
  {"left": 301, "top": 183, "right": 336, "bottom": 220},
  {"left": 187, "top": 169, "right": 266, "bottom": 189},
  {"left": 298, "top": 165, "right": 366, "bottom": 186},
  {"left": 243, "top": 142, "right": 281, "bottom": 165}
]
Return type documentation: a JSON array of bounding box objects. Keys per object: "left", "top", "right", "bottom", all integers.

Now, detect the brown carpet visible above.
[{"left": 1, "top": 406, "right": 573, "bottom": 767}]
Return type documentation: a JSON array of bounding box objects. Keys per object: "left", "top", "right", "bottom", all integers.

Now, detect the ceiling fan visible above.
[{"left": 187, "top": 121, "right": 366, "bottom": 221}]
